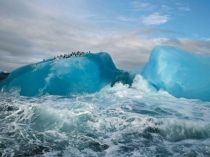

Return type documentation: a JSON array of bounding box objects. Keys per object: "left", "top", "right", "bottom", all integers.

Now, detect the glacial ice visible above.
[
  {"left": 141, "top": 46, "right": 210, "bottom": 101},
  {"left": 1, "top": 46, "right": 210, "bottom": 101},
  {"left": 0, "top": 52, "right": 122, "bottom": 96}
]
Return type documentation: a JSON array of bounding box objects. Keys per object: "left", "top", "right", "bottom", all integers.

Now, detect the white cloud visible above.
[
  {"left": 176, "top": 3, "right": 190, "bottom": 12},
  {"left": 161, "top": 5, "right": 173, "bottom": 13},
  {"left": 163, "top": 38, "right": 210, "bottom": 55},
  {"left": 117, "top": 16, "right": 136, "bottom": 22},
  {"left": 0, "top": 1, "right": 208, "bottom": 72},
  {"left": 142, "top": 12, "right": 169, "bottom": 25},
  {"left": 131, "top": 1, "right": 155, "bottom": 11},
  {"left": 201, "top": 38, "right": 210, "bottom": 41}
]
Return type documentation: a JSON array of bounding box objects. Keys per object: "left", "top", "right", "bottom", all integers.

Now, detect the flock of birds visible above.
[
  {"left": 38, "top": 51, "right": 91, "bottom": 65},
  {"left": 54, "top": 51, "right": 91, "bottom": 59}
]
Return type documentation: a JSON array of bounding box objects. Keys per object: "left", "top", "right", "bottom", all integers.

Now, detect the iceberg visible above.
[
  {"left": 0, "top": 52, "right": 122, "bottom": 96},
  {"left": 141, "top": 46, "right": 210, "bottom": 101},
  {"left": 1, "top": 46, "right": 210, "bottom": 101}
]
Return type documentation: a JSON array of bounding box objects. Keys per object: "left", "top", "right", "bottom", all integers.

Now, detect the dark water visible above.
[{"left": 0, "top": 75, "right": 210, "bottom": 157}]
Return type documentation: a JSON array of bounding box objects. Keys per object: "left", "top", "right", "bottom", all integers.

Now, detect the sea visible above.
[{"left": 0, "top": 75, "right": 210, "bottom": 157}]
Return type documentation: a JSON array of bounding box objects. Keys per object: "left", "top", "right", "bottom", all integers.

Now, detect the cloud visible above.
[
  {"left": 131, "top": 1, "right": 155, "bottom": 11},
  {"left": 162, "top": 38, "right": 210, "bottom": 54},
  {"left": 0, "top": 0, "right": 208, "bottom": 72},
  {"left": 161, "top": 5, "right": 173, "bottom": 13},
  {"left": 0, "top": 0, "right": 100, "bottom": 71},
  {"left": 80, "top": 29, "right": 210, "bottom": 70},
  {"left": 175, "top": 3, "right": 190, "bottom": 12},
  {"left": 202, "top": 38, "right": 210, "bottom": 42},
  {"left": 142, "top": 12, "right": 169, "bottom": 25},
  {"left": 117, "top": 16, "right": 136, "bottom": 22},
  {"left": 0, "top": 9, "right": 175, "bottom": 72}
]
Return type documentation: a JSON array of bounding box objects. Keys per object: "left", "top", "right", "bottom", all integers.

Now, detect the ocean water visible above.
[{"left": 1, "top": 75, "right": 210, "bottom": 157}]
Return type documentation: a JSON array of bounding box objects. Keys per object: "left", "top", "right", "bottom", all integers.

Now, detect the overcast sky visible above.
[{"left": 0, "top": 0, "right": 210, "bottom": 72}]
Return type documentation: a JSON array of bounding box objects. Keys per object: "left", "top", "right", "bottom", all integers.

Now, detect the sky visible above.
[{"left": 0, "top": 0, "right": 210, "bottom": 72}]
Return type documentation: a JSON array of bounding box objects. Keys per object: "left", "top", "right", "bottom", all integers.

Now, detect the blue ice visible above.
[
  {"left": 0, "top": 52, "right": 122, "bottom": 96},
  {"left": 1, "top": 46, "right": 210, "bottom": 101},
  {"left": 141, "top": 46, "right": 210, "bottom": 101}
]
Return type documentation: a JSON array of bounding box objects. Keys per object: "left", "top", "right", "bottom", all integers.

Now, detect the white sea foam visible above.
[{"left": 0, "top": 75, "right": 210, "bottom": 156}]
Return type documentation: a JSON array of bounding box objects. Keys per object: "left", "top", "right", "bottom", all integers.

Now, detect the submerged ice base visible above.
[
  {"left": 142, "top": 46, "right": 210, "bottom": 101},
  {"left": 0, "top": 52, "right": 122, "bottom": 96}
]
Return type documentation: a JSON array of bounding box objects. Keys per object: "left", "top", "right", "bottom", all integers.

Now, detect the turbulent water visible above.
[
  {"left": 1, "top": 47, "right": 210, "bottom": 156},
  {"left": 1, "top": 75, "right": 210, "bottom": 156}
]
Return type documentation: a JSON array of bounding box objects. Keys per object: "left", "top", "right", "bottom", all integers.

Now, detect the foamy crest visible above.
[{"left": 0, "top": 75, "right": 210, "bottom": 156}]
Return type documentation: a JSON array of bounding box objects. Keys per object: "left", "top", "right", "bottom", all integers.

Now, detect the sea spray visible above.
[{"left": 0, "top": 74, "right": 210, "bottom": 156}]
